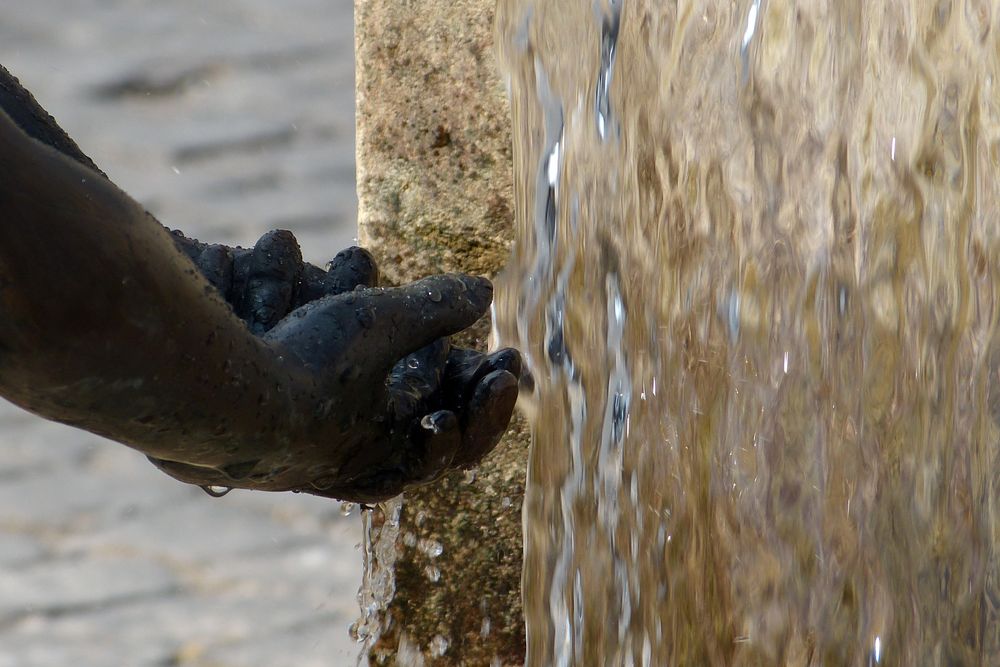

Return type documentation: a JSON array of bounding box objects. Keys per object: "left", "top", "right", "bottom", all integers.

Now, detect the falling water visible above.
[
  {"left": 496, "top": 0, "right": 1000, "bottom": 664},
  {"left": 352, "top": 497, "right": 403, "bottom": 663}
]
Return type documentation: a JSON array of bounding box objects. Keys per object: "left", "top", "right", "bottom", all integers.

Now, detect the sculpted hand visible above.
[
  {"left": 159, "top": 231, "right": 521, "bottom": 503},
  {"left": 171, "top": 229, "right": 380, "bottom": 333},
  {"left": 263, "top": 274, "right": 520, "bottom": 503},
  {"left": 0, "top": 63, "right": 520, "bottom": 504}
]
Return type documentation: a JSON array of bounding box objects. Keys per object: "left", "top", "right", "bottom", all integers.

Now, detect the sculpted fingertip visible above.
[
  {"left": 458, "top": 275, "right": 493, "bottom": 310},
  {"left": 194, "top": 244, "right": 234, "bottom": 295},
  {"left": 482, "top": 368, "right": 519, "bottom": 404},
  {"left": 328, "top": 246, "right": 379, "bottom": 288},
  {"left": 253, "top": 230, "right": 303, "bottom": 278},
  {"left": 488, "top": 348, "right": 522, "bottom": 378},
  {"left": 346, "top": 246, "right": 377, "bottom": 265},
  {"left": 452, "top": 369, "right": 518, "bottom": 468}
]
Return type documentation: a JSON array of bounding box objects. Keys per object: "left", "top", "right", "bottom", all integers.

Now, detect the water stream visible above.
[{"left": 496, "top": 0, "right": 1000, "bottom": 664}]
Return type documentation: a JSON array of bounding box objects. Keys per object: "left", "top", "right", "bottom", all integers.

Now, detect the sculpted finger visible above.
[
  {"left": 264, "top": 275, "right": 491, "bottom": 383},
  {"left": 411, "top": 410, "right": 460, "bottom": 482},
  {"left": 237, "top": 230, "right": 303, "bottom": 333},
  {"left": 295, "top": 246, "right": 379, "bottom": 306},
  {"left": 356, "top": 274, "right": 492, "bottom": 375},
  {"left": 194, "top": 244, "right": 235, "bottom": 295},
  {"left": 486, "top": 348, "right": 523, "bottom": 378},
  {"left": 440, "top": 347, "right": 487, "bottom": 409},
  {"left": 442, "top": 346, "right": 522, "bottom": 411},
  {"left": 374, "top": 275, "right": 494, "bottom": 357},
  {"left": 388, "top": 339, "right": 450, "bottom": 419},
  {"left": 296, "top": 264, "right": 329, "bottom": 305},
  {"left": 338, "top": 274, "right": 494, "bottom": 375},
  {"left": 325, "top": 246, "right": 379, "bottom": 293},
  {"left": 171, "top": 232, "right": 235, "bottom": 295},
  {"left": 451, "top": 369, "right": 519, "bottom": 468}
]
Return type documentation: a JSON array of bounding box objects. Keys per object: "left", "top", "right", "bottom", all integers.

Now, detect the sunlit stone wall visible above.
[{"left": 354, "top": 0, "right": 527, "bottom": 663}]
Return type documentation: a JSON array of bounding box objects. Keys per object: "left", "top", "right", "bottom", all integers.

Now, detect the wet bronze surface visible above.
[{"left": 0, "top": 64, "right": 519, "bottom": 504}]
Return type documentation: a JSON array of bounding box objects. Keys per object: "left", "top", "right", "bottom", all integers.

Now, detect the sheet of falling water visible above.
[{"left": 496, "top": 0, "right": 1000, "bottom": 664}]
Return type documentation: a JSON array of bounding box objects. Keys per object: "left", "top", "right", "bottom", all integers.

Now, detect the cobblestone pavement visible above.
[{"left": 0, "top": 2, "right": 366, "bottom": 665}]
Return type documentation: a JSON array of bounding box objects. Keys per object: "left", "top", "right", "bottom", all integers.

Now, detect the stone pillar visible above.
[{"left": 354, "top": 0, "right": 527, "bottom": 664}]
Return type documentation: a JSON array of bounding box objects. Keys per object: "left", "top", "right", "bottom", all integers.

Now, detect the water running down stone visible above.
[{"left": 498, "top": 0, "right": 1000, "bottom": 664}]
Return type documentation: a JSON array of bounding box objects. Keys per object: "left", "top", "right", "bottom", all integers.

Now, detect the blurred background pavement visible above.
[{"left": 0, "top": 2, "right": 365, "bottom": 665}]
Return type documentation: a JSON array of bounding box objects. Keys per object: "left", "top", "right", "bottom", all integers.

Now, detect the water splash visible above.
[
  {"left": 497, "top": 0, "right": 1000, "bottom": 663},
  {"left": 352, "top": 496, "right": 402, "bottom": 664},
  {"left": 428, "top": 634, "right": 451, "bottom": 658}
]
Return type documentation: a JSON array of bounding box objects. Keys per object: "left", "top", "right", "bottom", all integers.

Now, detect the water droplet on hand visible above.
[{"left": 421, "top": 413, "right": 443, "bottom": 433}]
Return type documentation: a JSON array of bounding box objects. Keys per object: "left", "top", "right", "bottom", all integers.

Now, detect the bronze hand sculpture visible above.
[{"left": 0, "top": 65, "right": 520, "bottom": 503}]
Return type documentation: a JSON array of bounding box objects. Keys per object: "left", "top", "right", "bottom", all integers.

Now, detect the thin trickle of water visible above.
[
  {"left": 497, "top": 0, "right": 1000, "bottom": 664},
  {"left": 352, "top": 497, "right": 402, "bottom": 664},
  {"left": 594, "top": 0, "right": 621, "bottom": 141}
]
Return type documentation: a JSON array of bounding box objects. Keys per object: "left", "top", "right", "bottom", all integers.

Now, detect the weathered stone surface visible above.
[
  {"left": 355, "top": 0, "right": 528, "bottom": 663},
  {"left": 356, "top": 0, "right": 514, "bottom": 283}
]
